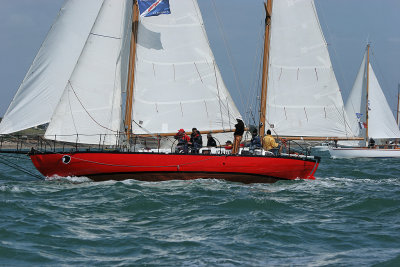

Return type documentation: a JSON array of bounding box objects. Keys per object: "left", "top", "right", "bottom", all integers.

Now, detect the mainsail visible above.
[
  {"left": 131, "top": 0, "right": 241, "bottom": 135},
  {"left": 263, "top": 0, "right": 353, "bottom": 138},
  {"left": 345, "top": 48, "right": 400, "bottom": 140}
]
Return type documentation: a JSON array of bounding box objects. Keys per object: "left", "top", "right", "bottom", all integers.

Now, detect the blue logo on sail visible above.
[{"left": 138, "top": 0, "right": 171, "bottom": 17}]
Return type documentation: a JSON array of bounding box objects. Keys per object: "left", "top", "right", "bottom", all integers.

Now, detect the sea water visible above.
[{"left": 0, "top": 152, "right": 399, "bottom": 266}]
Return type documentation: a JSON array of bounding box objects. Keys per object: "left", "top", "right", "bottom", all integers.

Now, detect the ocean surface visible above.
[{"left": 0, "top": 151, "right": 399, "bottom": 266}]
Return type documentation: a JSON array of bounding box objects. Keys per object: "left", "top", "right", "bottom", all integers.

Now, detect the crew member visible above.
[
  {"left": 207, "top": 133, "right": 217, "bottom": 147},
  {"left": 174, "top": 129, "right": 190, "bottom": 153},
  {"left": 368, "top": 137, "right": 375, "bottom": 148},
  {"left": 232, "top": 118, "right": 245, "bottom": 154},
  {"left": 263, "top": 129, "right": 279, "bottom": 152},
  {"left": 249, "top": 129, "right": 262, "bottom": 154},
  {"left": 190, "top": 128, "right": 202, "bottom": 153}
]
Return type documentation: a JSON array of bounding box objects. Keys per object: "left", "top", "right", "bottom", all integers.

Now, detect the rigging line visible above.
[
  {"left": 254, "top": 13, "right": 271, "bottom": 128},
  {"left": 210, "top": 0, "right": 246, "bottom": 110},
  {"left": 68, "top": 86, "right": 79, "bottom": 137},
  {"left": 251, "top": 21, "right": 266, "bottom": 123},
  {"left": 213, "top": 61, "right": 225, "bottom": 130},
  {"left": 247, "top": 21, "right": 266, "bottom": 126},
  {"left": 68, "top": 81, "right": 119, "bottom": 133},
  {"left": 333, "top": 103, "right": 356, "bottom": 137},
  {"left": 314, "top": 0, "right": 349, "bottom": 94},
  {"left": 131, "top": 120, "right": 174, "bottom": 146},
  {"left": 131, "top": 119, "right": 157, "bottom": 137},
  {"left": 0, "top": 153, "right": 31, "bottom": 161},
  {"left": 0, "top": 155, "right": 44, "bottom": 180},
  {"left": 370, "top": 50, "right": 392, "bottom": 103}
]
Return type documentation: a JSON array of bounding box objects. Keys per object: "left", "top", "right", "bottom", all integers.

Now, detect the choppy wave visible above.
[{"left": 0, "top": 154, "right": 399, "bottom": 266}]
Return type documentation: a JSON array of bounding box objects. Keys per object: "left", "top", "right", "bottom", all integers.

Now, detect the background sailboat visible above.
[{"left": 329, "top": 44, "right": 400, "bottom": 158}]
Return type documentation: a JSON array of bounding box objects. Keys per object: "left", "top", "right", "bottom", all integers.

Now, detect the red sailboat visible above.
[
  {"left": 1, "top": 0, "right": 321, "bottom": 183},
  {"left": 30, "top": 151, "right": 319, "bottom": 183}
]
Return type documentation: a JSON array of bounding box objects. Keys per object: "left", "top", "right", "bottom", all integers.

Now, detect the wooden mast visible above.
[
  {"left": 365, "top": 44, "right": 371, "bottom": 146},
  {"left": 259, "top": 0, "right": 273, "bottom": 136},
  {"left": 124, "top": 1, "right": 139, "bottom": 141}
]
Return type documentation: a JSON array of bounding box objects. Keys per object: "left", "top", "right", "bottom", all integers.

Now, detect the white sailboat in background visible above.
[{"left": 329, "top": 44, "right": 400, "bottom": 158}]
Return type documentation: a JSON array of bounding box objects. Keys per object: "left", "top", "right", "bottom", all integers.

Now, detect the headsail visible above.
[
  {"left": 131, "top": 0, "right": 241, "bottom": 135},
  {"left": 263, "top": 0, "right": 353, "bottom": 138},
  {"left": 45, "top": 0, "right": 132, "bottom": 145},
  {"left": 0, "top": 0, "right": 104, "bottom": 134}
]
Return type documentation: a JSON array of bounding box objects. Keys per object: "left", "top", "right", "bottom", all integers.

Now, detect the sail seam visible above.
[{"left": 90, "top": 33, "right": 121, "bottom": 40}]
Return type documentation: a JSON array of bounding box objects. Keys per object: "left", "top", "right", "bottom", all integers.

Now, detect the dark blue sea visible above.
[{"left": 0, "top": 151, "right": 399, "bottom": 266}]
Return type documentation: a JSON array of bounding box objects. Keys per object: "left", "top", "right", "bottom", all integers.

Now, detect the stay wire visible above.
[
  {"left": 0, "top": 154, "right": 44, "bottom": 180},
  {"left": 210, "top": 0, "right": 246, "bottom": 114}
]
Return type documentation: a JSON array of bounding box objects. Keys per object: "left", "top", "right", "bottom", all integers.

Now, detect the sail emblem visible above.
[{"left": 138, "top": 0, "right": 171, "bottom": 17}]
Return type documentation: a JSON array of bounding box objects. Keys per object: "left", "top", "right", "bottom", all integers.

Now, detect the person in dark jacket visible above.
[
  {"left": 368, "top": 137, "right": 375, "bottom": 148},
  {"left": 232, "top": 118, "right": 245, "bottom": 154},
  {"left": 249, "top": 129, "right": 262, "bottom": 154},
  {"left": 190, "top": 128, "right": 202, "bottom": 153},
  {"left": 196, "top": 130, "right": 203, "bottom": 147},
  {"left": 206, "top": 133, "right": 217, "bottom": 147}
]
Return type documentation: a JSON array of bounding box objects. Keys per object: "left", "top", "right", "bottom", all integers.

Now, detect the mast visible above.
[
  {"left": 259, "top": 0, "right": 273, "bottom": 136},
  {"left": 124, "top": 1, "right": 139, "bottom": 141},
  {"left": 397, "top": 83, "right": 400, "bottom": 126},
  {"left": 365, "top": 44, "right": 370, "bottom": 146}
]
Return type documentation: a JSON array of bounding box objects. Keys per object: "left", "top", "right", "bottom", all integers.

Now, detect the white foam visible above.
[{"left": 45, "top": 175, "right": 92, "bottom": 183}]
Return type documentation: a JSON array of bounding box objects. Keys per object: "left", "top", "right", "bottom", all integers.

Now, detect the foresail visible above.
[
  {"left": 265, "top": 0, "right": 353, "bottom": 137},
  {"left": 368, "top": 63, "right": 400, "bottom": 139},
  {"left": 0, "top": 0, "right": 104, "bottom": 134},
  {"left": 131, "top": 0, "right": 241, "bottom": 135},
  {"left": 45, "top": 0, "right": 132, "bottom": 145},
  {"left": 344, "top": 53, "right": 367, "bottom": 139}
]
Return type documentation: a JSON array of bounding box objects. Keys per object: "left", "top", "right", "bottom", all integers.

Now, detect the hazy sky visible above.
[{"left": 0, "top": 0, "right": 399, "bottom": 121}]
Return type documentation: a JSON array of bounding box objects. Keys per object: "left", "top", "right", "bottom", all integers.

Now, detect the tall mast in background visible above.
[
  {"left": 397, "top": 83, "right": 400, "bottom": 126},
  {"left": 124, "top": 1, "right": 139, "bottom": 141},
  {"left": 259, "top": 0, "right": 273, "bottom": 136},
  {"left": 365, "top": 44, "right": 370, "bottom": 145}
]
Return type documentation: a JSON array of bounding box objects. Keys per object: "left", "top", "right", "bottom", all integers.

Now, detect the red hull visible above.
[{"left": 30, "top": 152, "right": 319, "bottom": 183}]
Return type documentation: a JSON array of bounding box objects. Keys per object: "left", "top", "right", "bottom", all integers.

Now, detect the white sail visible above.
[
  {"left": 346, "top": 50, "right": 400, "bottom": 140},
  {"left": 264, "top": 0, "right": 352, "bottom": 137},
  {"left": 0, "top": 0, "right": 104, "bottom": 134},
  {"left": 131, "top": 0, "right": 241, "bottom": 135},
  {"left": 45, "top": 0, "right": 131, "bottom": 145},
  {"left": 342, "top": 53, "right": 368, "bottom": 146},
  {"left": 368, "top": 64, "right": 400, "bottom": 138}
]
